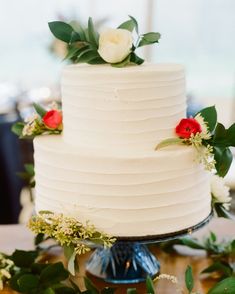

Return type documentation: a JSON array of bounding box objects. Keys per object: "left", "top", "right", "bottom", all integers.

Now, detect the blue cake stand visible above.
[{"left": 86, "top": 212, "right": 212, "bottom": 284}]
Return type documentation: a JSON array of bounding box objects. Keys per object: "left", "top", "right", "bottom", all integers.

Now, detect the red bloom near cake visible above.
[
  {"left": 43, "top": 110, "right": 62, "bottom": 129},
  {"left": 175, "top": 118, "right": 202, "bottom": 139}
]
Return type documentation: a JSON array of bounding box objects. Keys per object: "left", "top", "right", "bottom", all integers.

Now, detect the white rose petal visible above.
[
  {"left": 211, "top": 175, "right": 231, "bottom": 204},
  {"left": 98, "top": 28, "right": 133, "bottom": 63}
]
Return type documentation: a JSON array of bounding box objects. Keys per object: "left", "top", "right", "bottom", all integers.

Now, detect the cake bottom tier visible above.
[{"left": 34, "top": 135, "right": 211, "bottom": 237}]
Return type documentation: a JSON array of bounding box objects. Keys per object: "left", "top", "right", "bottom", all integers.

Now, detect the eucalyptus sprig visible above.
[{"left": 48, "top": 15, "right": 161, "bottom": 67}]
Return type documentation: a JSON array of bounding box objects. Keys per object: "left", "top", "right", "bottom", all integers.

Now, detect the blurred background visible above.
[{"left": 0, "top": 0, "right": 235, "bottom": 224}]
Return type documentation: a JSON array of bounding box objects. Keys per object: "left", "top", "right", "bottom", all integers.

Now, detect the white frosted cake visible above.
[{"left": 34, "top": 63, "right": 211, "bottom": 237}]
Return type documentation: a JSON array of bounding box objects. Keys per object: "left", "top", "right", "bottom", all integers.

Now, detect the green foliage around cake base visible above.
[
  {"left": 28, "top": 211, "right": 116, "bottom": 276},
  {"left": 1, "top": 230, "right": 235, "bottom": 293}
]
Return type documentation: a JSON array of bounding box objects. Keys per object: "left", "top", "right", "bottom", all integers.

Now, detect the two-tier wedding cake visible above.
[{"left": 33, "top": 63, "right": 211, "bottom": 237}]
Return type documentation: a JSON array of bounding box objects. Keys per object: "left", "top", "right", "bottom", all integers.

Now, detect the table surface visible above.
[{"left": 0, "top": 217, "right": 235, "bottom": 294}]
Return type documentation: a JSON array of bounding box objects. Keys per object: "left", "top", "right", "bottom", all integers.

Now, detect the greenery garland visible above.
[{"left": 1, "top": 232, "right": 235, "bottom": 293}]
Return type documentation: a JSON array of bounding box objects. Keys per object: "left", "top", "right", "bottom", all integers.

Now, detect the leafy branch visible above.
[
  {"left": 48, "top": 15, "right": 161, "bottom": 67},
  {"left": 1, "top": 239, "right": 235, "bottom": 293},
  {"left": 160, "top": 231, "right": 235, "bottom": 259}
]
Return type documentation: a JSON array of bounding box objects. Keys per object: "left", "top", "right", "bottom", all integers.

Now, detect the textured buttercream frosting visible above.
[
  {"left": 61, "top": 63, "right": 186, "bottom": 152},
  {"left": 34, "top": 63, "right": 211, "bottom": 237},
  {"left": 34, "top": 136, "right": 211, "bottom": 237}
]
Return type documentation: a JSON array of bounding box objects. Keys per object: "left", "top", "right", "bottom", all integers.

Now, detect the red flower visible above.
[
  {"left": 175, "top": 118, "right": 202, "bottom": 139},
  {"left": 43, "top": 110, "right": 62, "bottom": 129}
]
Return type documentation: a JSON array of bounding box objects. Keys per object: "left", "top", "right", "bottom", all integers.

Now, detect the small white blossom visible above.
[
  {"left": 22, "top": 120, "right": 38, "bottom": 136},
  {"left": 155, "top": 274, "right": 179, "bottom": 284},
  {"left": 211, "top": 175, "right": 231, "bottom": 208},
  {"left": 189, "top": 135, "right": 216, "bottom": 171},
  {"left": 22, "top": 113, "right": 40, "bottom": 136},
  {"left": 194, "top": 113, "right": 211, "bottom": 140},
  {"left": 154, "top": 274, "right": 182, "bottom": 293},
  {"left": 0, "top": 254, "right": 14, "bottom": 290},
  {"left": 0, "top": 269, "right": 11, "bottom": 279}
]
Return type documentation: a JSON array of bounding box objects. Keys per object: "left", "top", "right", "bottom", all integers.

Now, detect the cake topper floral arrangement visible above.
[{"left": 48, "top": 15, "right": 161, "bottom": 67}]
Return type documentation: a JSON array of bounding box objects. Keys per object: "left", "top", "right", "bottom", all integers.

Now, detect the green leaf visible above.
[
  {"left": 111, "top": 55, "right": 131, "bottom": 68},
  {"left": 138, "top": 32, "right": 161, "bottom": 47},
  {"left": 67, "top": 45, "right": 89, "bottom": 62},
  {"left": 118, "top": 17, "right": 136, "bottom": 32},
  {"left": 11, "top": 122, "right": 24, "bottom": 137},
  {"left": 155, "top": 138, "right": 183, "bottom": 150},
  {"left": 69, "top": 31, "right": 81, "bottom": 44},
  {"left": 70, "top": 21, "right": 86, "bottom": 41},
  {"left": 9, "top": 272, "right": 26, "bottom": 291},
  {"left": 40, "top": 262, "right": 69, "bottom": 285},
  {"left": 63, "top": 245, "right": 77, "bottom": 276},
  {"left": 84, "top": 277, "right": 99, "bottom": 294},
  {"left": 185, "top": 266, "right": 194, "bottom": 293},
  {"left": 33, "top": 103, "right": 47, "bottom": 117},
  {"left": 146, "top": 276, "right": 155, "bottom": 294},
  {"left": 18, "top": 274, "right": 40, "bottom": 292},
  {"left": 11, "top": 249, "right": 38, "bottom": 268},
  {"left": 231, "top": 240, "right": 235, "bottom": 255},
  {"left": 207, "top": 277, "right": 235, "bottom": 294},
  {"left": 127, "top": 289, "right": 138, "bottom": 294},
  {"left": 210, "top": 231, "right": 217, "bottom": 242},
  {"left": 213, "top": 123, "right": 227, "bottom": 146},
  {"left": 88, "top": 56, "right": 106, "bottom": 64},
  {"left": 201, "top": 261, "right": 233, "bottom": 278},
  {"left": 64, "top": 46, "right": 82, "bottom": 61},
  {"left": 195, "top": 105, "right": 217, "bottom": 133},
  {"left": 214, "top": 203, "right": 235, "bottom": 220},
  {"left": 181, "top": 238, "right": 205, "bottom": 250},
  {"left": 213, "top": 146, "right": 233, "bottom": 177},
  {"left": 128, "top": 15, "right": 139, "bottom": 33},
  {"left": 130, "top": 52, "right": 144, "bottom": 65},
  {"left": 227, "top": 123, "right": 235, "bottom": 147},
  {"left": 31, "top": 263, "right": 49, "bottom": 275},
  {"left": 77, "top": 49, "right": 99, "bottom": 63},
  {"left": 42, "top": 288, "right": 56, "bottom": 294},
  {"left": 87, "top": 17, "right": 99, "bottom": 47},
  {"left": 35, "top": 233, "right": 45, "bottom": 246},
  {"left": 24, "top": 163, "right": 35, "bottom": 177},
  {"left": 48, "top": 21, "right": 78, "bottom": 43}
]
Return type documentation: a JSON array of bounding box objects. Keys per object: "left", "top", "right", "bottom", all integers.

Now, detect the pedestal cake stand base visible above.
[{"left": 86, "top": 212, "right": 212, "bottom": 284}]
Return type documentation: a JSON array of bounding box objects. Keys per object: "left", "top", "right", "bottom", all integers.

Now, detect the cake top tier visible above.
[
  {"left": 61, "top": 63, "right": 186, "bottom": 153},
  {"left": 62, "top": 63, "right": 185, "bottom": 87}
]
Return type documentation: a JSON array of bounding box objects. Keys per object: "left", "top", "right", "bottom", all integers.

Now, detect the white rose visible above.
[
  {"left": 98, "top": 28, "right": 133, "bottom": 63},
  {"left": 211, "top": 175, "right": 231, "bottom": 204}
]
